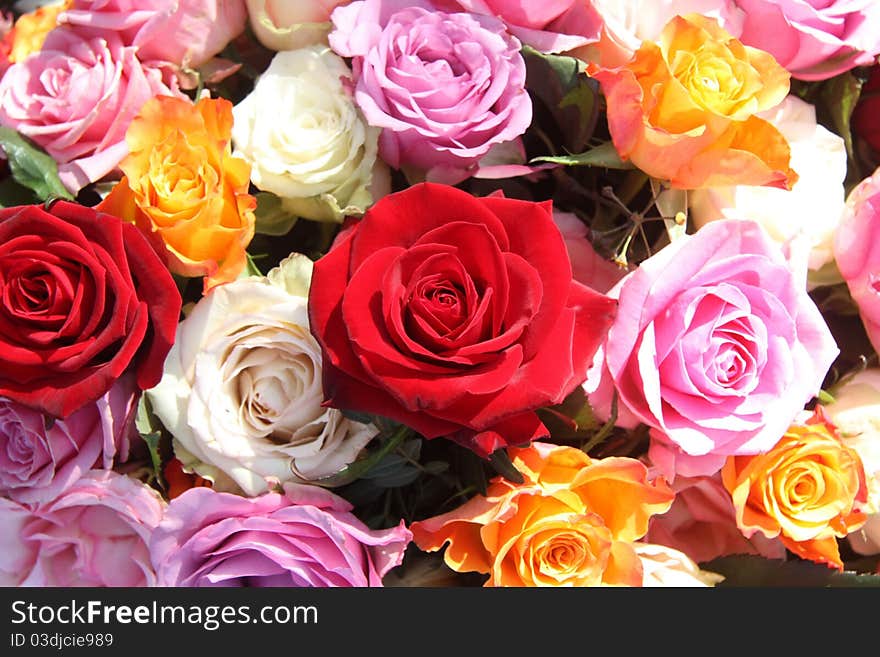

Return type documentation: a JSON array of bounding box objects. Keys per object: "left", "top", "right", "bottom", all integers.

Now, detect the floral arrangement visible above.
[{"left": 1, "top": 0, "right": 880, "bottom": 588}]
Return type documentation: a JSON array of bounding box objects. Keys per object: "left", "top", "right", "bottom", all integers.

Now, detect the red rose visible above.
[
  {"left": 854, "top": 65, "right": 880, "bottom": 153},
  {"left": 0, "top": 201, "right": 181, "bottom": 418},
  {"left": 308, "top": 183, "right": 617, "bottom": 457}
]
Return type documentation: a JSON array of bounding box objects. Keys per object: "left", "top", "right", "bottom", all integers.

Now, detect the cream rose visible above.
[
  {"left": 231, "top": 45, "right": 386, "bottom": 223},
  {"left": 690, "top": 95, "right": 847, "bottom": 277},
  {"left": 633, "top": 543, "right": 725, "bottom": 587},
  {"left": 146, "top": 253, "right": 378, "bottom": 496},
  {"left": 245, "top": 0, "right": 350, "bottom": 51},
  {"left": 822, "top": 368, "right": 880, "bottom": 555}
]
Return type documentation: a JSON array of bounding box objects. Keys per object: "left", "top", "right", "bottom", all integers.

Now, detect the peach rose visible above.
[
  {"left": 590, "top": 14, "right": 796, "bottom": 190},
  {"left": 98, "top": 95, "right": 256, "bottom": 292},
  {"left": 722, "top": 409, "right": 868, "bottom": 569},
  {"left": 7, "top": 0, "right": 70, "bottom": 64},
  {"left": 410, "top": 442, "right": 673, "bottom": 586}
]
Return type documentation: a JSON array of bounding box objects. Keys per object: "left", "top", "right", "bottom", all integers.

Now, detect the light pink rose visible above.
[
  {"left": 0, "top": 28, "right": 183, "bottom": 193},
  {"left": 151, "top": 483, "right": 411, "bottom": 587},
  {"left": 0, "top": 470, "right": 164, "bottom": 587},
  {"left": 59, "top": 0, "right": 248, "bottom": 68},
  {"left": 736, "top": 0, "right": 880, "bottom": 81},
  {"left": 0, "top": 374, "right": 138, "bottom": 504},
  {"left": 448, "top": 0, "right": 602, "bottom": 53},
  {"left": 553, "top": 211, "right": 628, "bottom": 294},
  {"left": 835, "top": 167, "right": 880, "bottom": 356},
  {"left": 646, "top": 474, "right": 786, "bottom": 564},
  {"left": 245, "top": 0, "right": 351, "bottom": 51},
  {"left": 329, "top": 0, "right": 532, "bottom": 183},
  {"left": 587, "top": 219, "right": 838, "bottom": 479}
]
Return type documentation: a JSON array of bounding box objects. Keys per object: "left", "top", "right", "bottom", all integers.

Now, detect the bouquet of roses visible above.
[{"left": 1, "top": 0, "right": 880, "bottom": 588}]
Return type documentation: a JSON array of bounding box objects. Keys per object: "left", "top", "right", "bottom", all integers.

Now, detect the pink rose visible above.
[
  {"left": 835, "top": 167, "right": 880, "bottom": 356},
  {"left": 448, "top": 0, "right": 603, "bottom": 53},
  {"left": 59, "top": 0, "right": 248, "bottom": 68},
  {"left": 588, "top": 219, "right": 838, "bottom": 479},
  {"left": 736, "top": 0, "right": 880, "bottom": 81},
  {"left": 0, "top": 374, "right": 138, "bottom": 504},
  {"left": 646, "top": 474, "right": 786, "bottom": 564},
  {"left": 0, "top": 28, "right": 183, "bottom": 193},
  {"left": 0, "top": 470, "right": 164, "bottom": 587},
  {"left": 329, "top": 0, "right": 532, "bottom": 183},
  {"left": 151, "top": 483, "right": 411, "bottom": 586}
]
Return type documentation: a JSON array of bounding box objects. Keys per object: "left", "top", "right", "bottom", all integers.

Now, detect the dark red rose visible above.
[
  {"left": 854, "top": 65, "right": 880, "bottom": 153},
  {"left": 0, "top": 201, "right": 181, "bottom": 418},
  {"left": 308, "top": 182, "right": 617, "bottom": 457}
]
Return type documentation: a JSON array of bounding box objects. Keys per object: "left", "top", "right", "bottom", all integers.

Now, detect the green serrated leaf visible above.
[
  {"left": 703, "top": 554, "right": 880, "bottom": 587},
  {"left": 530, "top": 141, "right": 633, "bottom": 169},
  {"left": 135, "top": 395, "right": 165, "bottom": 489},
  {"left": 0, "top": 127, "right": 74, "bottom": 202},
  {"left": 254, "top": 191, "right": 298, "bottom": 236}
]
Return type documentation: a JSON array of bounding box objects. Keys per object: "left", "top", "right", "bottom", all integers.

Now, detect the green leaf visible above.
[
  {"left": 254, "top": 191, "right": 298, "bottom": 236},
  {"left": 244, "top": 252, "right": 264, "bottom": 277},
  {"left": 0, "top": 127, "right": 74, "bottom": 202},
  {"left": 703, "top": 554, "right": 880, "bottom": 587},
  {"left": 311, "top": 424, "right": 411, "bottom": 488},
  {"left": 818, "top": 71, "right": 863, "bottom": 183},
  {"left": 488, "top": 449, "right": 524, "bottom": 484},
  {"left": 522, "top": 46, "right": 599, "bottom": 153},
  {"left": 135, "top": 396, "right": 165, "bottom": 489},
  {"left": 530, "top": 141, "right": 634, "bottom": 169}
]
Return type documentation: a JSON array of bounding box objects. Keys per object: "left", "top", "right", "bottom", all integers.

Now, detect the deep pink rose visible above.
[
  {"left": 588, "top": 219, "right": 838, "bottom": 479},
  {"left": 736, "top": 0, "right": 880, "bottom": 81},
  {"left": 59, "top": 0, "right": 247, "bottom": 68},
  {"left": 309, "top": 183, "right": 617, "bottom": 458},
  {"left": 329, "top": 0, "right": 532, "bottom": 182},
  {"left": 448, "top": 0, "right": 602, "bottom": 53},
  {"left": 645, "top": 474, "right": 786, "bottom": 564},
  {"left": 151, "top": 484, "right": 411, "bottom": 587},
  {"left": 0, "top": 470, "right": 164, "bottom": 587},
  {"left": 0, "top": 374, "right": 138, "bottom": 504},
  {"left": 0, "top": 28, "right": 183, "bottom": 192},
  {"left": 834, "top": 167, "right": 880, "bottom": 355}
]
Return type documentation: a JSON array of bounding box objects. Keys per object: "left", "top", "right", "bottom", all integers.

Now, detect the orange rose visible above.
[
  {"left": 590, "top": 14, "right": 797, "bottom": 190},
  {"left": 97, "top": 95, "right": 256, "bottom": 292},
  {"left": 410, "top": 442, "right": 674, "bottom": 587},
  {"left": 7, "top": 0, "right": 71, "bottom": 64},
  {"left": 722, "top": 409, "right": 868, "bottom": 569}
]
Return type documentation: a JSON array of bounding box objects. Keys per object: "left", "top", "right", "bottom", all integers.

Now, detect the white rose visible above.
[
  {"left": 245, "top": 0, "right": 350, "bottom": 51},
  {"left": 690, "top": 95, "right": 848, "bottom": 276},
  {"left": 822, "top": 368, "right": 880, "bottom": 554},
  {"left": 146, "top": 253, "right": 377, "bottom": 496},
  {"left": 634, "top": 543, "right": 725, "bottom": 587},
  {"left": 231, "top": 45, "right": 387, "bottom": 223}
]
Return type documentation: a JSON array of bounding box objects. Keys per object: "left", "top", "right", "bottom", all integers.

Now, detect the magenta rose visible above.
[
  {"left": 645, "top": 474, "right": 786, "bottom": 564},
  {"left": 308, "top": 183, "right": 617, "bottom": 457},
  {"left": 0, "top": 470, "right": 164, "bottom": 587},
  {"left": 0, "top": 201, "right": 182, "bottom": 419},
  {"left": 151, "top": 484, "right": 411, "bottom": 587},
  {"left": 834, "top": 166, "right": 880, "bottom": 355},
  {"left": 448, "top": 0, "right": 602, "bottom": 53},
  {"left": 589, "top": 219, "right": 838, "bottom": 478},
  {"left": 0, "top": 373, "right": 138, "bottom": 504},
  {"left": 58, "top": 0, "right": 247, "bottom": 69},
  {"left": 736, "top": 0, "right": 880, "bottom": 81},
  {"left": 329, "top": 0, "right": 532, "bottom": 182},
  {"left": 0, "top": 28, "right": 183, "bottom": 192}
]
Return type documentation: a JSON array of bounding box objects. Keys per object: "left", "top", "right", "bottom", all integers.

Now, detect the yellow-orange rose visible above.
[
  {"left": 722, "top": 409, "right": 868, "bottom": 569},
  {"left": 97, "top": 95, "right": 256, "bottom": 292},
  {"left": 7, "top": 0, "right": 71, "bottom": 64},
  {"left": 590, "top": 13, "right": 796, "bottom": 190},
  {"left": 410, "top": 442, "right": 674, "bottom": 587}
]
